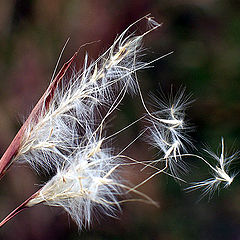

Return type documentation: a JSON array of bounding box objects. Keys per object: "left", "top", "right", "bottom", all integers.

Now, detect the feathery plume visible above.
[
  {"left": 0, "top": 126, "right": 157, "bottom": 229},
  {"left": 145, "top": 89, "right": 193, "bottom": 177},
  {"left": 0, "top": 15, "right": 161, "bottom": 176},
  {"left": 0, "top": 15, "right": 161, "bottom": 228},
  {"left": 185, "top": 138, "right": 237, "bottom": 199}
]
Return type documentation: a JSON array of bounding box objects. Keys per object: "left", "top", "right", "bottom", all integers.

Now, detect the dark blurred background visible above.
[{"left": 1, "top": 0, "right": 240, "bottom": 239}]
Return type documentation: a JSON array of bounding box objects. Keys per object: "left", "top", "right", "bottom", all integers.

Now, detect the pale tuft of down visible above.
[
  {"left": 26, "top": 128, "right": 154, "bottom": 229},
  {"left": 145, "top": 89, "right": 193, "bottom": 178},
  {"left": 14, "top": 15, "right": 161, "bottom": 173},
  {"left": 185, "top": 138, "right": 237, "bottom": 199}
]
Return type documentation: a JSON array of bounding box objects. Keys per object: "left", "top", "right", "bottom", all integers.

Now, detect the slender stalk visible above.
[{"left": 0, "top": 189, "right": 41, "bottom": 227}]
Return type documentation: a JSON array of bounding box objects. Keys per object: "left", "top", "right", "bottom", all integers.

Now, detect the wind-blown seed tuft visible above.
[
  {"left": 185, "top": 138, "right": 237, "bottom": 199},
  {"left": 145, "top": 89, "right": 193, "bottom": 178}
]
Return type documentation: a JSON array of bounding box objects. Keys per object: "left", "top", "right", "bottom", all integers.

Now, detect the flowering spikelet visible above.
[
  {"left": 185, "top": 138, "right": 236, "bottom": 199},
  {"left": 26, "top": 131, "right": 124, "bottom": 228},
  {"left": 0, "top": 16, "right": 161, "bottom": 228},
  {"left": 145, "top": 89, "right": 192, "bottom": 177},
  {"left": 0, "top": 15, "right": 161, "bottom": 175},
  {"left": 0, "top": 126, "right": 156, "bottom": 229}
]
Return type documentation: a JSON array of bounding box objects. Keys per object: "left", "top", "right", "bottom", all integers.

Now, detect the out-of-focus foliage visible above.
[{"left": 0, "top": 0, "right": 240, "bottom": 239}]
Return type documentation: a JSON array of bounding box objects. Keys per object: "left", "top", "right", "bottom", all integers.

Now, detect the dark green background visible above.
[{"left": 0, "top": 0, "right": 240, "bottom": 239}]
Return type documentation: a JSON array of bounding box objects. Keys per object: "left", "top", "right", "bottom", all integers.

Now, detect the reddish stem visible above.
[
  {"left": 0, "top": 189, "right": 41, "bottom": 227},
  {"left": 0, "top": 52, "right": 78, "bottom": 179}
]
